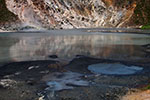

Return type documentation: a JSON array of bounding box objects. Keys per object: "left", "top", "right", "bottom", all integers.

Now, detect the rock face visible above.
[{"left": 5, "top": 0, "right": 137, "bottom": 29}]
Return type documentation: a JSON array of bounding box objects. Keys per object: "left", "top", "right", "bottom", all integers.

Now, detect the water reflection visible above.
[
  {"left": 3, "top": 33, "right": 148, "bottom": 62},
  {"left": 0, "top": 36, "right": 19, "bottom": 62}
]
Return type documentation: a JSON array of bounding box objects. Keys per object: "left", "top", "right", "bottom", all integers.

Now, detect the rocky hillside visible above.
[
  {"left": 0, "top": 0, "right": 20, "bottom": 30},
  {"left": 0, "top": 0, "right": 16, "bottom": 22},
  {"left": 0, "top": 0, "right": 150, "bottom": 29},
  {"left": 128, "top": 0, "right": 150, "bottom": 27}
]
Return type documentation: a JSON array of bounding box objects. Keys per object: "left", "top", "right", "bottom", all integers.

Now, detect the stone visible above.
[{"left": 48, "top": 55, "right": 58, "bottom": 59}]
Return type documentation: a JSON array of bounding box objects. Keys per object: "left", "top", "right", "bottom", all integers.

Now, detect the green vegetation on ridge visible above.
[{"left": 141, "top": 25, "right": 150, "bottom": 29}]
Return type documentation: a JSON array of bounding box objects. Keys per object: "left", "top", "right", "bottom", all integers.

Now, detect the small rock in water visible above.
[
  {"left": 75, "top": 55, "right": 86, "bottom": 58},
  {"left": 48, "top": 55, "right": 58, "bottom": 59},
  {"left": 88, "top": 63, "right": 143, "bottom": 75}
]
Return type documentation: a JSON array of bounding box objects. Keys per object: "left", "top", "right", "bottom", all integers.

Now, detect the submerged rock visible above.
[
  {"left": 88, "top": 63, "right": 143, "bottom": 75},
  {"left": 48, "top": 55, "right": 58, "bottom": 59}
]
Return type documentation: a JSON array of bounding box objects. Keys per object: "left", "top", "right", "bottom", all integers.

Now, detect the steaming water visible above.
[{"left": 0, "top": 28, "right": 149, "bottom": 63}]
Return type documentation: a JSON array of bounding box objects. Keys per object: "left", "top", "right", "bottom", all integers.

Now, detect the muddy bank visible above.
[{"left": 0, "top": 56, "right": 150, "bottom": 100}]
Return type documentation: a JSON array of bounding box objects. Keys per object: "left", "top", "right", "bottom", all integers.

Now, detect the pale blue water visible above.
[{"left": 88, "top": 63, "right": 143, "bottom": 75}]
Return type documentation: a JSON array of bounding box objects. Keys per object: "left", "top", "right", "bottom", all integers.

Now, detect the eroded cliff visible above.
[{"left": 1, "top": 0, "right": 150, "bottom": 29}]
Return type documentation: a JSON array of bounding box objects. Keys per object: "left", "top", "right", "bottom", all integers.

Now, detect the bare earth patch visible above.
[{"left": 122, "top": 90, "right": 150, "bottom": 100}]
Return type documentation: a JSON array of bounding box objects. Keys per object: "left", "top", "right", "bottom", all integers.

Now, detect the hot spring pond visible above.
[{"left": 0, "top": 29, "right": 150, "bottom": 100}]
